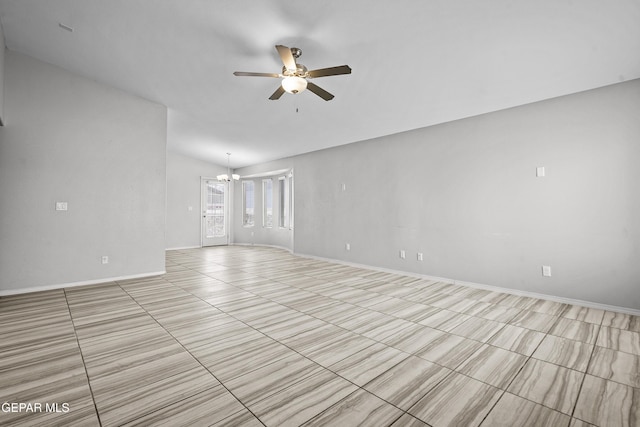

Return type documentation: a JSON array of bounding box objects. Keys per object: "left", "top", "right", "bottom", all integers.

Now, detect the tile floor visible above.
[{"left": 1, "top": 246, "right": 639, "bottom": 426}]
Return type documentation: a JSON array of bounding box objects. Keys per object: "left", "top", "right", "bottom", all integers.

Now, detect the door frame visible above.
[{"left": 200, "top": 177, "right": 229, "bottom": 247}]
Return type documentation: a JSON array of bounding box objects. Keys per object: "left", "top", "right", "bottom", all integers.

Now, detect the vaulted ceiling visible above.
[{"left": 1, "top": 1, "right": 639, "bottom": 167}]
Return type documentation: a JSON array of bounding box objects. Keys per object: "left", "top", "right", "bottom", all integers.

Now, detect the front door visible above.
[{"left": 201, "top": 178, "right": 228, "bottom": 246}]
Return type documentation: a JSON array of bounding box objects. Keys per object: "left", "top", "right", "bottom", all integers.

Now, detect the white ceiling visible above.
[{"left": 1, "top": 0, "right": 639, "bottom": 168}]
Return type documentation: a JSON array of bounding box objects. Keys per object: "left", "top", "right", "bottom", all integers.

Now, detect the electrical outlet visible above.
[
  {"left": 400, "top": 250, "right": 406, "bottom": 259},
  {"left": 345, "top": 243, "right": 350, "bottom": 251},
  {"left": 542, "top": 265, "right": 551, "bottom": 277},
  {"left": 101, "top": 256, "right": 109, "bottom": 264},
  {"left": 55, "top": 202, "right": 68, "bottom": 211},
  {"left": 341, "top": 183, "right": 346, "bottom": 191},
  {"left": 417, "top": 252, "right": 424, "bottom": 261}
]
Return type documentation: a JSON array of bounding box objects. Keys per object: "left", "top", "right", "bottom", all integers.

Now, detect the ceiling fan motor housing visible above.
[{"left": 282, "top": 64, "right": 308, "bottom": 78}]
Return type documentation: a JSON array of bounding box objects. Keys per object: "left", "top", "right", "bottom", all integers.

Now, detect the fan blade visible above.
[
  {"left": 275, "top": 45, "right": 297, "bottom": 72},
  {"left": 307, "top": 65, "right": 352, "bottom": 78},
  {"left": 306, "top": 82, "right": 334, "bottom": 101},
  {"left": 234, "top": 71, "right": 280, "bottom": 78},
  {"left": 269, "top": 86, "right": 286, "bottom": 100}
]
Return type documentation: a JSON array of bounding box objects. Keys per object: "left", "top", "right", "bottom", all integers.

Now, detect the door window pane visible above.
[{"left": 206, "top": 181, "right": 225, "bottom": 237}]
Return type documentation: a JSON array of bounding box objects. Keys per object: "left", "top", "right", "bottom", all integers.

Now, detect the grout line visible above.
[
  {"left": 162, "top": 264, "right": 398, "bottom": 421},
  {"left": 116, "top": 281, "right": 267, "bottom": 427},
  {"left": 165, "top": 250, "right": 432, "bottom": 424},
  {"left": 165, "top": 247, "right": 619, "bottom": 424},
  {"left": 568, "top": 312, "right": 603, "bottom": 421},
  {"left": 477, "top": 314, "right": 566, "bottom": 426},
  {"left": 68, "top": 287, "right": 233, "bottom": 425},
  {"left": 177, "top": 255, "right": 547, "bottom": 374},
  {"left": 167, "top": 248, "right": 586, "bottom": 424},
  {"left": 62, "top": 288, "right": 103, "bottom": 427}
]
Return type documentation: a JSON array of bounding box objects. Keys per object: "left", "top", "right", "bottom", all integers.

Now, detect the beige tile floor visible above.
[{"left": 1, "top": 245, "right": 639, "bottom": 426}]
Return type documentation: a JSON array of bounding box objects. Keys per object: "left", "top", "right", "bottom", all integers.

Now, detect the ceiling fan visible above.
[{"left": 233, "top": 45, "right": 352, "bottom": 101}]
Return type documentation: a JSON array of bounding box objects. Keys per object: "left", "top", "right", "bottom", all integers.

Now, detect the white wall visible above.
[
  {"left": 166, "top": 151, "right": 227, "bottom": 249},
  {"left": 233, "top": 158, "right": 294, "bottom": 251},
  {"left": 242, "top": 80, "right": 640, "bottom": 311},
  {"left": 0, "top": 51, "right": 167, "bottom": 293},
  {"left": 0, "top": 26, "right": 5, "bottom": 125}
]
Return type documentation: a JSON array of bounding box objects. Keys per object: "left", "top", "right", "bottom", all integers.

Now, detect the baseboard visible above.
[
  {"left": 453, "top": 279, "right": 640, "bottom": 316},
  {"left": 166, "top": 245, "right": 202, "bottom": 251},
  {"left": 0, "top": 271, "right": 166, "bottom": 297},
  {"left": 294, "top": 252, "right": 640, "bottom": 316},
  {"left": 232, "top": 242, "right": 294, "bottom": 253}
]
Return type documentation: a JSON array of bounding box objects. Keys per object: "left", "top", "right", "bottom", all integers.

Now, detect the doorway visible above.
[{"left": 201, "top": 178, "right": 228, "bottom": 246}]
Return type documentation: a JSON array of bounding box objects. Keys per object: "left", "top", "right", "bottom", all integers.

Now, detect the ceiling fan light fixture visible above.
[{"left": 281, "top": 76, "right": 307, "bottom": 94}]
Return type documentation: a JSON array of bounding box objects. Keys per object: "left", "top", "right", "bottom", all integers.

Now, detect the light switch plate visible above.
[{"left": 536, "top": 166, "right": 545, "bottom": 177}]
